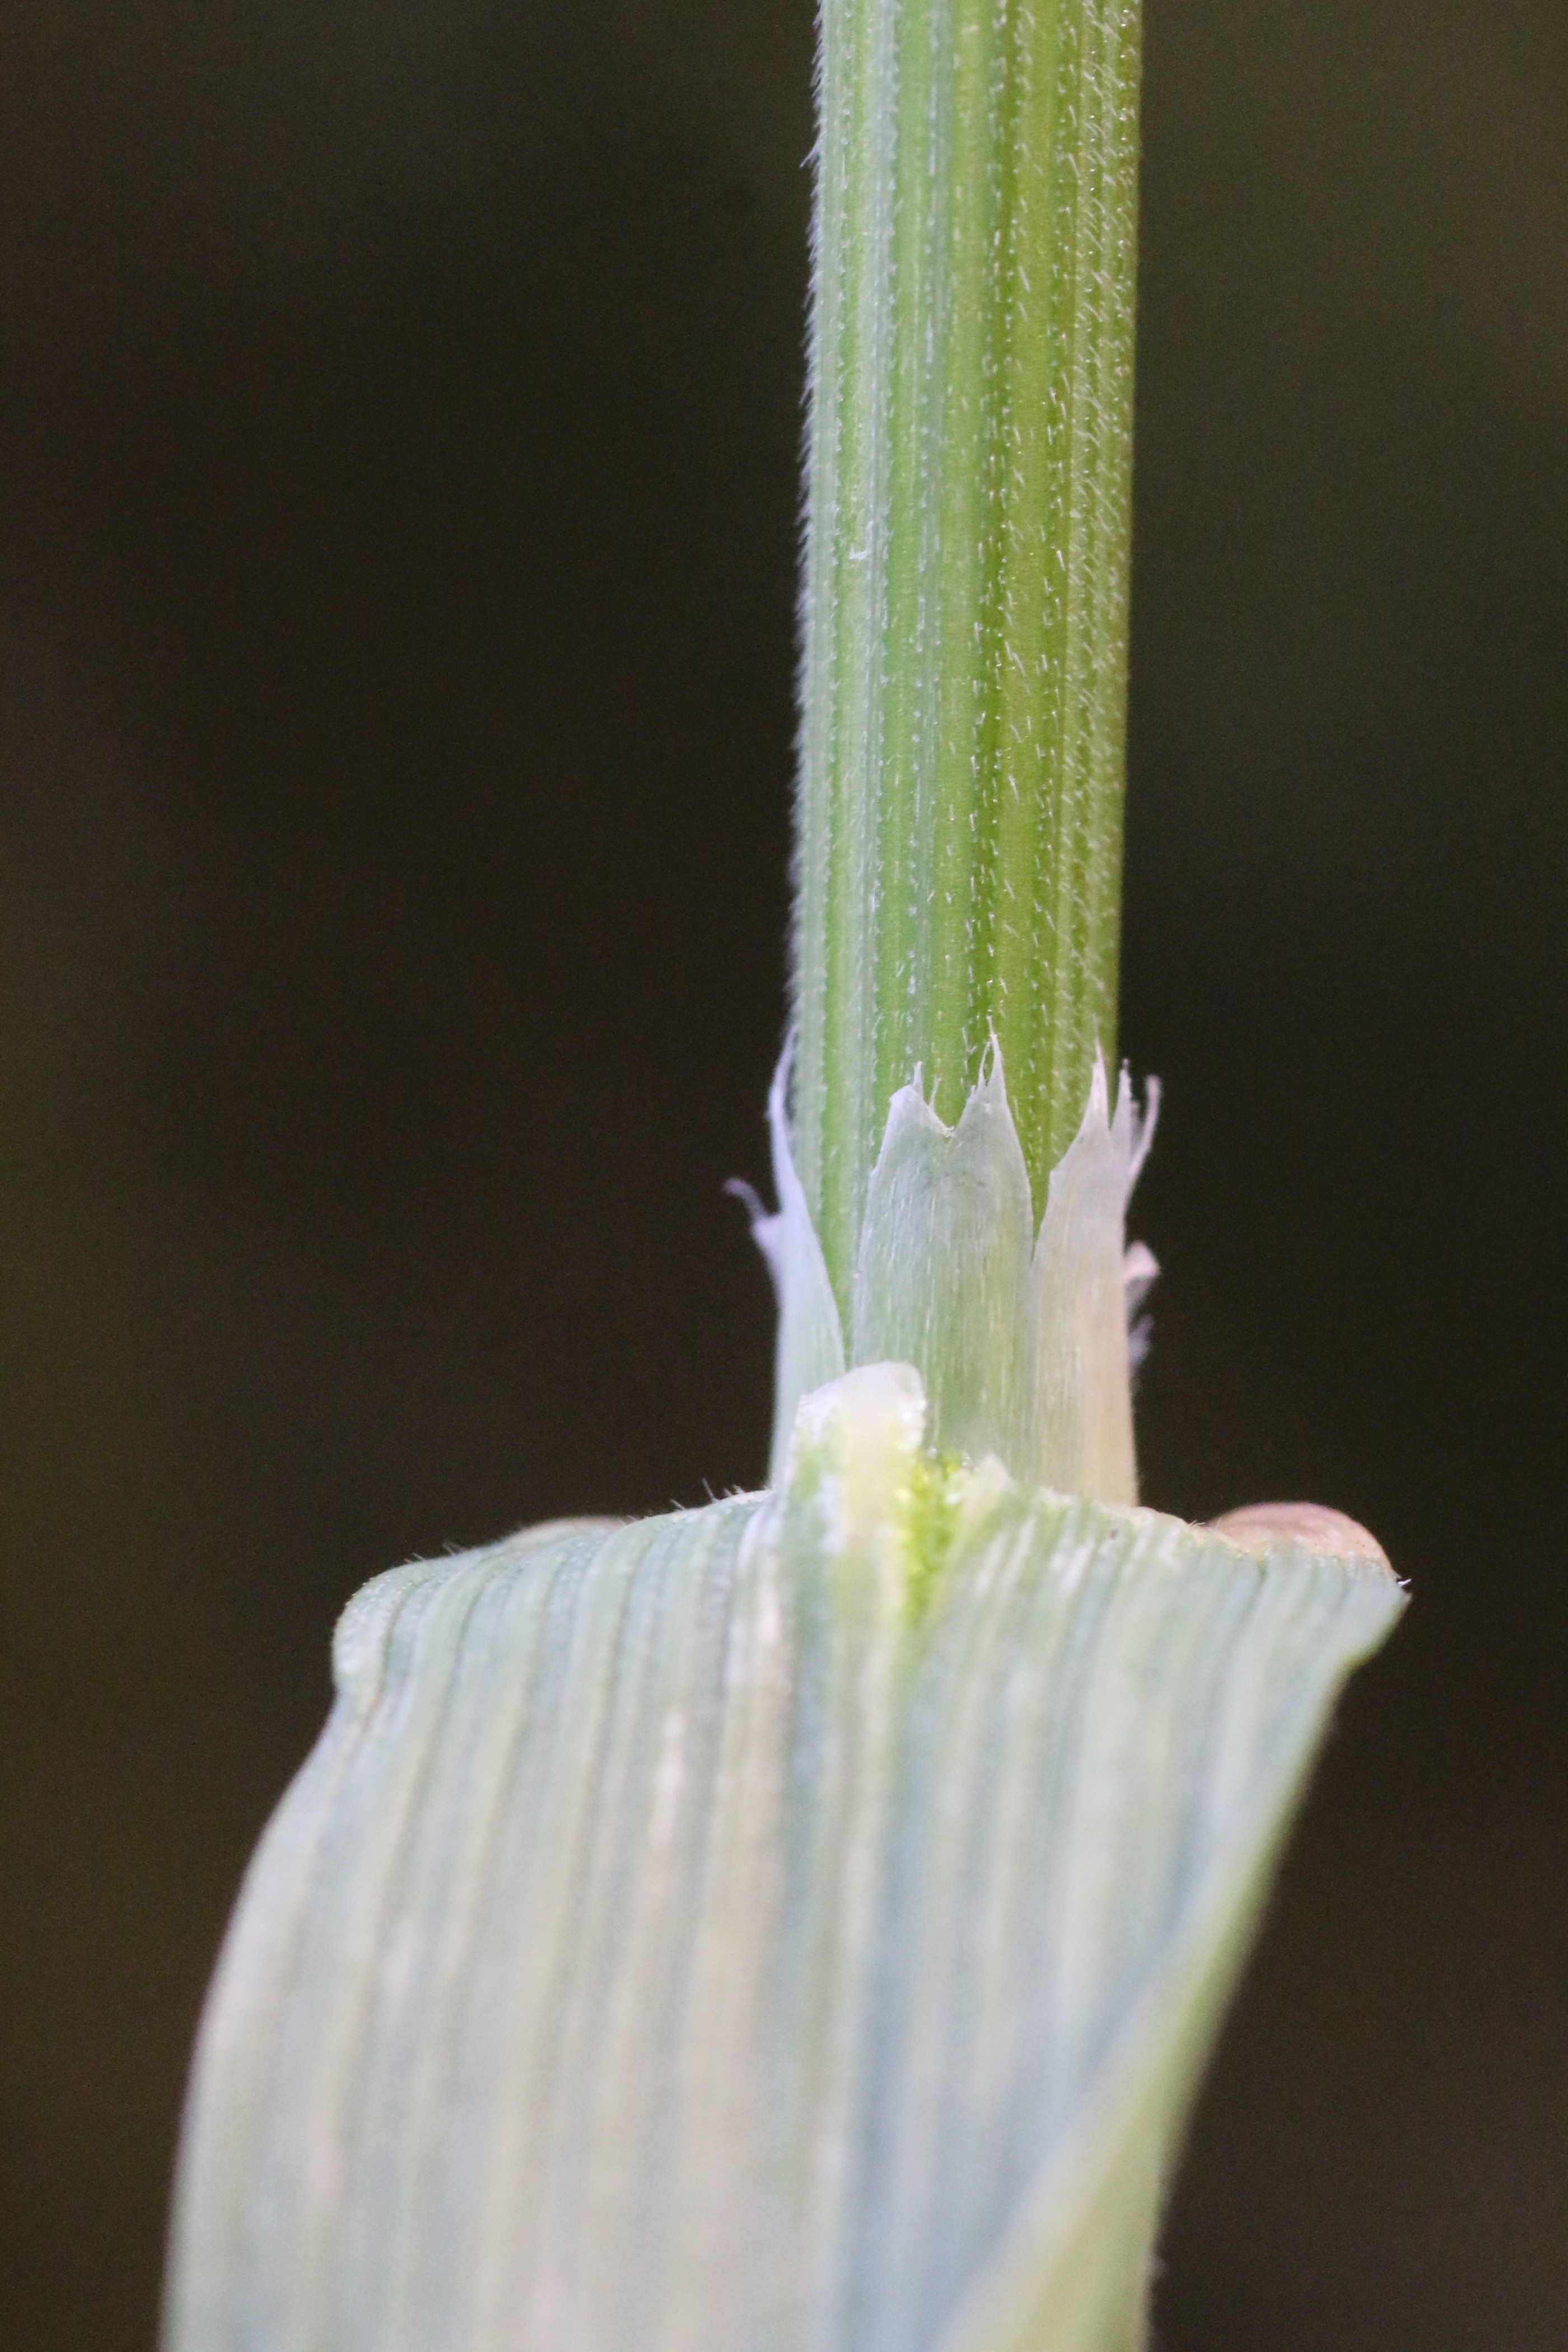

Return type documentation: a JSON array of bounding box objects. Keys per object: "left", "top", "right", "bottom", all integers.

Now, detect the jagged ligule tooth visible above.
[
  {"left": 758, "top": 1042, "right": 1156, "bottom": 1502},
  {"left": 165, "top": 1367, "right": 1403, "bottom": 2352},
  {"left": 850, "top": 1049, "right": 1034, "bottom": 1470},
  {"left": 1024, "top": 1060, "right": 1159, "bottom": 1504},
  {"left": 738, "top": 1044, "right": 848, "bottom": 1486}
]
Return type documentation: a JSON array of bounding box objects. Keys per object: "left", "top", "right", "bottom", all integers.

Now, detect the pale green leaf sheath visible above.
[{"left": 167, "top": 1370, "right": 1401, "bottom": 2352}]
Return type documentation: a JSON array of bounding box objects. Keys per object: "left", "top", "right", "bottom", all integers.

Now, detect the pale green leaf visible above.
[{"left": 166, "top": 1363, "right": 1401, "bottom": 2352}]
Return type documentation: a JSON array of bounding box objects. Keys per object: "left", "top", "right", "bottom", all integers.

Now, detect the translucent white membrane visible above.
[
  {"left": 749, "top": 1044, "right": 1159, "bottom": 1500},
  {"left": 166, "top": 1365, "right": 1402, "bottom": 2352}
]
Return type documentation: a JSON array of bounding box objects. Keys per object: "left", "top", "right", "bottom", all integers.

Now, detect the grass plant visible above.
[{"left": 162, "top": 5, "right": 1404, "bottom": 2346}]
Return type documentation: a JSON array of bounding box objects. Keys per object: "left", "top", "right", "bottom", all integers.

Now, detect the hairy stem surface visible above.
[{"left": 793, "top": 0, "right": 1144, "bottom": 1312}]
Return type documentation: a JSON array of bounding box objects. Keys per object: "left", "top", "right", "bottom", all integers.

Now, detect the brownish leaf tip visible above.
[{"left": 1208, "top": 1501, "right": 1391, "bottom": 1572}]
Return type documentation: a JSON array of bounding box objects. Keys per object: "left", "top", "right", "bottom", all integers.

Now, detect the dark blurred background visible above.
[{"left": 2, "top": 1, "right": 1565, "bottom": 2344}]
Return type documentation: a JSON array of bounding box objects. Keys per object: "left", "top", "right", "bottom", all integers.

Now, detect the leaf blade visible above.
[{"left": 166, "top": 1378, "right": 1401, "bottom": 2352}]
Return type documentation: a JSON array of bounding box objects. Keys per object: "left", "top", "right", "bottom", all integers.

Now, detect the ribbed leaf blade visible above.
[{"left": 166, "top": 1365, "right": 1399, "bottom": 2352}]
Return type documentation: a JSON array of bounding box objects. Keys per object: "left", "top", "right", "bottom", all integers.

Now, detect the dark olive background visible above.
[{"left": 3, "top": 2, "right": 1565, "bottom": 2345}]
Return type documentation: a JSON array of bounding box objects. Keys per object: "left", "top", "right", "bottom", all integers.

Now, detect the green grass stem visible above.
[{"left": 792, "top": 0, "right": 1144, "bottom": 1314}]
